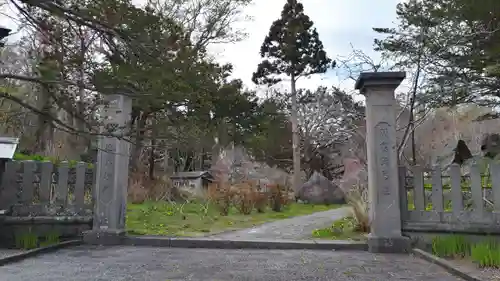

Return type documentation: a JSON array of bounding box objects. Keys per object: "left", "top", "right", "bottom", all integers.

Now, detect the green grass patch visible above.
[
  {"left": 126, "top": 201, "right": 342, "bottom": 237},
  {"left": 15, "top": 232, "right": 38, "bottom": 250},
  {"left": 40, "top": 231, "right": 61, "bottom": 247},
  {"left": 406, "top": 190, "right": 481, "bottom": 212},
  {"left": 471, "top": 240, "right": 500, "bottom": 268},
  {"left": 422, "top": 174, "right": 491, "bottom": 191},
  {"left": 432, "top": 235, "right": 470, "bottom": 258},
  {"left": 431, "top": 235, "right": 500, "bottom": 268},
  {"left": 311, "top": 216, "right": 367, "bottom": 241},
  {"left": 14, "top": 231, "right": 61, "bottom": 250},
  {"left": 407, "top": 200, "right": 453, "bottom": 211}
]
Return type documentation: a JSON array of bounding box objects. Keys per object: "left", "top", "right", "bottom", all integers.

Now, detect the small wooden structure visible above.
[{"left": 170, "top": 171, "right": 214, "bottom": 196}]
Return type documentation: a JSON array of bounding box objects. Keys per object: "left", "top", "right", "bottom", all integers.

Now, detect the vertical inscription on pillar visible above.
[
  {"left": 375, "top": 122, "right": 392, "bottom": 196},
  {"left": 100, "top": 141, "right": 115, "bottom": 203},
  {"left": 96, "top": 136, "right": 117, "bottom": 229},
  {"left": 90, "top": 94, "right": 131, "bottom": 235},
  {"left": 96, "top": 96, "right": 120, "bottom": 229}
]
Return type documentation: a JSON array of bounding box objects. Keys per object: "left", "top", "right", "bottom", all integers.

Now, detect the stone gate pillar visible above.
[
  {"left": 84, "top": 93, "right": 132, "bottom": 245},
  {"left": 354, "top": 72, "right": 410, "bottom": 253}
]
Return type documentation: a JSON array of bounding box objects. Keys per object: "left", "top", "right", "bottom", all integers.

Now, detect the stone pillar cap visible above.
[{"left": 354, "top": 72, "right": 406, "bottom": 92}]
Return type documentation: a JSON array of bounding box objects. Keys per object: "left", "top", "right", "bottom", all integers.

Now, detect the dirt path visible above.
[{"left": 211, "top": 206, "right": 351, "bottom": 240}]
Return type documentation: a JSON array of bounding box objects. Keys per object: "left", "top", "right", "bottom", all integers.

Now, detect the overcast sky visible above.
[
  {"left": 1, "top": 0, "right": 405, "bottom": 96},
  {"left": 207, "top": 0, "right": 402, "bottom": 95}
]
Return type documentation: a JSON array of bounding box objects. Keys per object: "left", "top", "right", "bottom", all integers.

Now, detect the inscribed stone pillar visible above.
[
  {"left": 354, "top": 72, "right": 411, "bottom": 253},
  {"left": 84, "top": 94, "right": 131, "bottom": 245}
]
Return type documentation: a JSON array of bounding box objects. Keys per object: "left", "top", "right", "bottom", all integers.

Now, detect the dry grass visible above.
[
  {"left": 340, "top": 183, "right": 369, "bottom": 232},
  {"left": 128, "top": 174, "right": 149, "bottom": 204},
  {"left": 254, "top": 190, "right": 268, "bottom": 213},
  {"left": 348, "top": 198, "right": 370, "bottom": 232},
  {"left": 207, "top": 181, "right": 233, "bottom": 215},
  {"left": 231, "top": 182, "right": 256, "bottom": 215},
  {"left": 269, "top": 183, "right": 291, "bottom": 212},
  {"left": 128, "top": 170, "right": 295, "bottom": 217},
  {"left": 205, "top": 180, "right": 292, "bottom": 215},
  {"left": 339, "top": 160, "right": 370, "bottom": 233},
  {"left": 128, "top": 171, "right": 178, "bottom": 204}
]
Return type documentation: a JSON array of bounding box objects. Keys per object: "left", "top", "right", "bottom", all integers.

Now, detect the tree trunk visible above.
[
  {"left": 211, "top": 136, "right": 220, "bottom": 167},
  {"left": 73, "top": 28, "right": 88, "bottom": 155},
  {"left": 183, "top": 151, "right": 194, "bottom": 171},
  {"left": 149, "top": 135, "right": 156, "bottom": 179},
  {"left": 290, "top": 74, "right": 301, "bottom": 194},
  {"left": 130, "top": 112, "right": 148, "bottom": 171},
  {"left": 33, "top": 91, "right": 53, "bottom": 155},
  {"left": 196, "top": 147, "right": 204, "bottom": 170},
  {"left": 163, "top": 148, "right": 174, "bottom": 174},
  {"left": 211, "top": 121, "right": 228, "bottom": 167}
]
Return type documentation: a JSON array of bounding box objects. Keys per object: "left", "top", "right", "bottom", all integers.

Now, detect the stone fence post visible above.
[
  {"left": 354, "top": 72, "right": 411, "bottom": 253},
  {"left": 84, "top": 93, "right": 132, "bottom": 245}
]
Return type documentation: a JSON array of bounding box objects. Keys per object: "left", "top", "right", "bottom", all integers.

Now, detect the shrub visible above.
[
  {"left": 254, "top": 191, "right": 268, "bottom": 213},
  {"left": 268, "top": 183, "right": 286, "bottom": 212},
  {"left": 340, "top": 162, "right": 370, "bottom": 233},
  {"left": 277, "top": 184, "right": 292, "bottom": 208},
  {"left": 344, "top": 185, "right": 369, "bottom": 233},
  {"left": 236, "top": 193, "right": 254, "bottom": 214},
  {"left": 128, "top": 171, "right": 177, "bottom": 203},
  {"left": 128, "top": 173, "right": 149, "bottom": 204},
  {"left": 340, "top": 158, "right": 370, "bottom": 232},
  {"left": 149, "top": 176, "right": 176, "bottom": 201},
  {"left": 207, "top": 181, "right": 233, "bottom": 216},
  {"left": 231, "top": 181, "right": 256, "bottom": 215}
]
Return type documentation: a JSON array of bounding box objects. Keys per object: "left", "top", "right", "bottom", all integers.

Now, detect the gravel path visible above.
[
  {"left": 212, "top": 206, "right": 352, "bottom": 240},
  {"left": 0, "top": 245, "right": 462, "bottom": 281}
]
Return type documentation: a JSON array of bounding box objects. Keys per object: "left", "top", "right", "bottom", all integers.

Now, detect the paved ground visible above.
[
  {"left": 212, "top": 207, "right": 352, "bottom": 240},
  {"left": 0, "top": 245, "right": 462, "bottom": 281},
  {"left": 0, "top": 249, "right": 25, "bottom": 259}
]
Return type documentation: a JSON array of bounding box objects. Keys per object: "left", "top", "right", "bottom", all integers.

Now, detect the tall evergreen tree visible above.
[{"left": 252, "top": 0, "right": 334, "bottom": 193}]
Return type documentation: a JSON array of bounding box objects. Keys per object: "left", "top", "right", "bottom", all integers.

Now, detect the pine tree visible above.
[
  {"left": 252, "top": 0, "right": 334, "bottom": 193},
  {"left": 374, "top": 0, "right": 500, "bottom": 107}
]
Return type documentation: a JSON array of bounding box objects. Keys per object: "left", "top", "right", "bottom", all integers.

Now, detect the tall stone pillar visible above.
[
  {"left": 354, "top": 72, "right": 410, "bottom": 253},
  {"left": 84, "top": 94, "right": 132, "bottom": 245}
]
